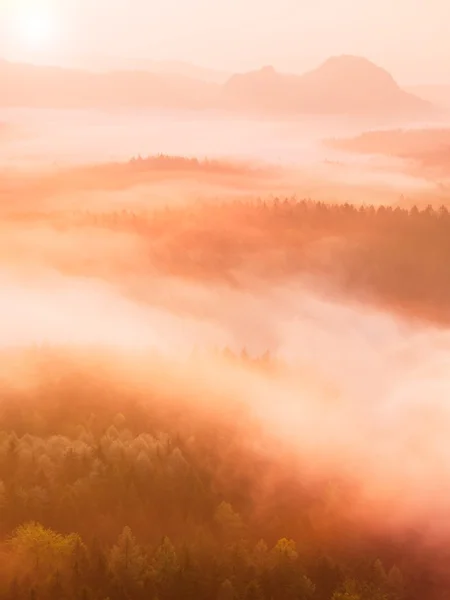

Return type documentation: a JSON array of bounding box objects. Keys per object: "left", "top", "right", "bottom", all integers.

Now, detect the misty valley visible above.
[{"left": 1, "top": 55, "right": 450, "bottom": 600}]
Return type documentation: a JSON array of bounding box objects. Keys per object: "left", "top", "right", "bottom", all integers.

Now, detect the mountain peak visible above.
[
  {"left": 260, "top": 65, "right": 277, "bottom": 75},
  {"left": 308, "top": 54, "right": 397, "bottom": 88},
  {"left": 0, "top": 54, "right": 432, "bottom": 117},
  {"left": 322, "top": 54, "right": 379, "bottom": 67},
  {"left": 221, "top": 54, "right": 431, "bottom": 117}
]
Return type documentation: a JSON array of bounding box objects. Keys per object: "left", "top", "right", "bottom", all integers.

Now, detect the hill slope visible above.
[
  {"left": 0, "top": 55, "right": 433, "bottom": 117},
  {"left": 0, "top": 60, "right": 219, "bottom": 110},
  {"left": 406, "top": 84, "right": 450, "bottom": 109},
  {"left": 220, "top": 55, "right": 432, "bottom": 117}
]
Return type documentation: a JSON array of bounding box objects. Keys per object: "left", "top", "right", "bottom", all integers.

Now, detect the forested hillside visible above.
[
  {"left": 0, "top": 348, "right": 443, "bottom": 600},
  {"left": 2, "top": 198, "right": 450, "bottom": 599},
  {"left": 12, "top": 198, "right": 450, "bottom": 324}
]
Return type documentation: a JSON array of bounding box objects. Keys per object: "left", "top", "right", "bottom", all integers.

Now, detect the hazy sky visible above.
[{"left": 1, "top": 0, "right": 449, "bottom": 83}]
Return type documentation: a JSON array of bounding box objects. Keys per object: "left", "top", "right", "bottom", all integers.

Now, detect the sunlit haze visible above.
[
  {"left": 0, "top": 0, "right": 449, "bottom": 82},
  {"left": 1, "top": 0, "right": 450, "bottom": 598}
]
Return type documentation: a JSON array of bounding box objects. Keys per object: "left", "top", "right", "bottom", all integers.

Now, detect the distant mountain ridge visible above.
[
  {"left": 0, "top": 59, "right": 219, "bottom": 110},
  {"left": 67, "top": 55, "right": 231, "bottom": 83},
  {"left": 220, "top": 56, "right": 432, "bottom": 117},
  {"left": 0, "top": 54, "right": 433, "bottom": 118}
]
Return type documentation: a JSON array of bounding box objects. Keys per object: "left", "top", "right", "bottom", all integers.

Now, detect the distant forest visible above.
[
  {"left": 14, "top": 197, "right": 450, "bottom": 325},
  {"left": 327, "top": 129, "right": 450, "bottom": 177}
]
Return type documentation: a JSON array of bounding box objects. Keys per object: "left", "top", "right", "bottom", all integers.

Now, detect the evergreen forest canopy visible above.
[
  {"left": 7, "top": 196, "right": 450, "bottom": 325},
  {"left": 0, "top": 346, "right": 447, "bottom": 600},
  {"left": 1, "top": 194, "right": 450, "bottom": 599}
]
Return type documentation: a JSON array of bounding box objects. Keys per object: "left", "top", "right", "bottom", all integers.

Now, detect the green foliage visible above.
[
  {"left": 10, "top": 522, "right": 83, "bottom": 573},
  {"left": 0, "top": 347, "right": 445, "bottom": 598},
  {"left": 214, "top": 501, "right": 245, "bottom": 541},
  {"left": 271, "top": 538, "right": 298, "bottom": 563},
  {"left": 108, "top": 526, "right": 147, "bottom": 588},
  {"left": 332, "top": 579, "right": 362, "bottom": 600}
]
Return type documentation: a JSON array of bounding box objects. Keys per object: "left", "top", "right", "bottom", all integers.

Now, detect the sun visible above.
[{"left": 15, "top": 11, "right": 57, "bottom": 49}]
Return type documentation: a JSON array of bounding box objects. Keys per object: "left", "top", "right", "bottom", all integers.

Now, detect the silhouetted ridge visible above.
[
  {"left": 221, "top": 54, "right": 432, "bottom": 117},
  {"left": 301, "top": 55, "right": 398, "bottom": 93},
  {"left": 0, "top": 55, "right": 433, "bottom": 117},
  {"left": 260, "top": 65, "right": 277, "bottom": 75},
  {"left": 0, "top": 59, "right": 219, "bottom": 109}
]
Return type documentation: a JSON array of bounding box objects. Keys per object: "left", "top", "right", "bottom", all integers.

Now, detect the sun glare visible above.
[{"left": 15, "top": 11, "right": 57, "bottom": 49}]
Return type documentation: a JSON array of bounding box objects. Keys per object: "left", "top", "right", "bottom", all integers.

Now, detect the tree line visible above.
[
  {"left": 14, "top": 197, "right": 450, "bottom": 325},
  {"left": 0, "top": 348, "right": 446, "bottom": 599}
]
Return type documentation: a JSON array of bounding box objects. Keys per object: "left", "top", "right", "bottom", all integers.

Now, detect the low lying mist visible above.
[
  {"left": 2, "top": 211, "right": 450, "bottom": 544},
  {"left": 2, "top": 112, "right": 450, "bottom": 597},
  {"left": 0, "top": 108, "right": 445, "bottom": 201}
]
